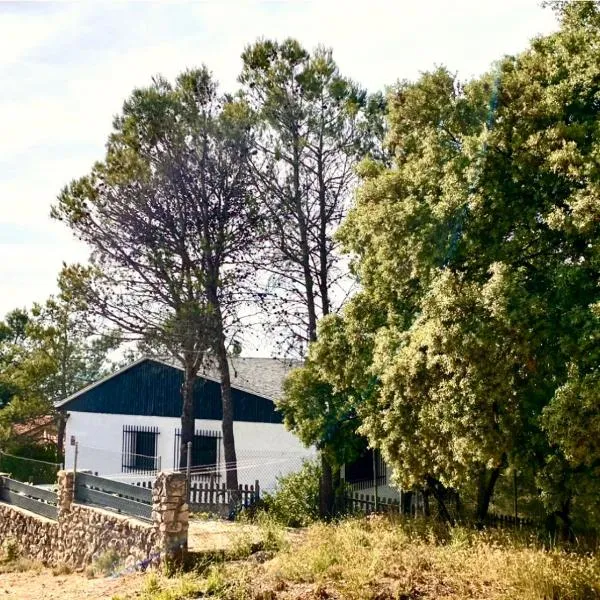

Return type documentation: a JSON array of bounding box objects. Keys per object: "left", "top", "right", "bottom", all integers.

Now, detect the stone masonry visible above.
[
  {"left": 0, "top": 470, "right": 188, "bottom": 570},
  {"left": 152, "top": 472, "right": 189, "bottom": 565}
]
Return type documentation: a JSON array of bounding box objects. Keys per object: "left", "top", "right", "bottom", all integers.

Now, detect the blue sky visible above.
[{"left": 0, "top": 0, "right": 558, "bottom": 319}]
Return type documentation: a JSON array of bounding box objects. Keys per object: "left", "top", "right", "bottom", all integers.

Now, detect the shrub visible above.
[
  {"left": 262, "top": 460, "right": 320, "bottom": 527},
  {"left": 1, "top": 538, "right": 19, "bottom": 562},
  {"left": 90, "top": 549, "right": 121, "bottom": 576},
  {"left": 51, "top": 562, "right": 72, "bottom": 576},
  {"left": 0, "top": 441, "right": 60, "bottom": 484}
]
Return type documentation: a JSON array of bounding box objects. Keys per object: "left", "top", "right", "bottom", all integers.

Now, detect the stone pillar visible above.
[
  {"left": 152, "top": 472, "right": 188, "bottom": 566},
  {"left": 57, "top": 470, "right": 74, "bottom": 514}
]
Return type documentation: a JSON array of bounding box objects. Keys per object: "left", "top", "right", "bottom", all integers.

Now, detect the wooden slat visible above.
[
  {"left": 76, "top": 485, "right": 152, "bottom": 521},
  {"left": 3, "top": 478, "right": 57, "bottom": 504},
  {"left": 76, "top": 472, "right": 151, "bottom": 504},
  {"left": 0, "top": 488, "right": 57, "bottom": 520}
]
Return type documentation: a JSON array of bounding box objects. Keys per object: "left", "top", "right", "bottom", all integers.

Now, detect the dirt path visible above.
[
  {"left": 188, "top": 518, "right": 260, "bottom": 551},
  {"left": 0, "top": 570, "right": 145, "bottom": 600}
]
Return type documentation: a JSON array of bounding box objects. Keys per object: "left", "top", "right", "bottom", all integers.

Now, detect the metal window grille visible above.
[
  {"left": 173, "top": 428, "right": 221, "bottom": 478},
  {"left": 122, "top": 425, "right": 160, "bottom": 473}
]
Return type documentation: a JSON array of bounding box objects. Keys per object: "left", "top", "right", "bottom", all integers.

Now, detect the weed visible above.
[
  {"left": 51, "top": 562, "right": 72, "bottom": 576},
  {"left": 0, "top": 557, "right": 42, "bottom": 574},
  {"left": 90, "top": 549, "right": 121, "bottom": 576},
  {"left": 1, "top": 538, "right": 19, "bottom": 562},
  {"left": 255, "top": 511, "right": 287, "bottom": 553},
  {"left": 135, "top": 572, "right": 204, "bottom": 600}
]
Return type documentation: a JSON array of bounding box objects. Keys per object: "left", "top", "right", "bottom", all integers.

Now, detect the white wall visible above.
[{"left": 64, "top": 412, "right": 317, "bottom": 492}]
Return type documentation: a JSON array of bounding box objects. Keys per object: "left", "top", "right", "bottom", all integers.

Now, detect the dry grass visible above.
[
  {"left": 117, "top": 515, "right": 600, "bottom": 599},
  {"left": 220, "top": 515, "right": 600, "bottom": 599},
  {"left": 0, "top": 538, "right": 43, "bottom": 575},
  {"left": 0, "top": 556, "right": 43, "bottom": 575}
]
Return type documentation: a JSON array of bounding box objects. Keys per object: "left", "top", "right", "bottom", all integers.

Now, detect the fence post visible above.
[
  {"left": 72, "top": 442, "right": 78, "bottom": 487},
  {"left": 513, "top": 470, "right": 518, "bottom": 521},
  {"left": 255, "top": 479, "right": 260, "bottom": 502},
  {"left": 372, "top": 450, "right": 379, "bottom": 513},
  {"left": 185, "top": 442, "right": 192, "bottom": 502},
  {"left": 57, "top": 470, "right": 74, "bottom": 517},
  {"left": 152, "top": 472, "right": 188, "bottom": 567}
]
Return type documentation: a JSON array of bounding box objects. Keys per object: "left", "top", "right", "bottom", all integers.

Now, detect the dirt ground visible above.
[
  {"left": 0, "top": 520, "right": 259, "bottom": 600},
  {"left": 188, "top": 517, "right": 261, "bottom": 551},
  {"left": 0, "top": 519, "right": 303, "bottom": 600},
  {"left": 0, "top": 570, "right": 146, "bottom": 600}
]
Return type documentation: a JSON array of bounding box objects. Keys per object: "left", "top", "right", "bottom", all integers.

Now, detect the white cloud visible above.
[{"left": 0, "top": 4, "right": 84, "bottom": 70}]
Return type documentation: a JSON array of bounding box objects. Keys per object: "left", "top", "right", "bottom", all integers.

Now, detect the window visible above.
[
  {"left": 173, "top": 428, "right": 221, "bottom": 477},
  {"left": 122, "top": 425, "right": 160, "bottom": 473},
  {"left": 344, "top": 448, "right": 386, "bottom": 486}
]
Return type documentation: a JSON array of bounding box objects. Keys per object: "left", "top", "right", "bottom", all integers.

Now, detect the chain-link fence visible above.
[
  {"left": 70, "top": 442, "right": 316, "bottom": 496},
  {"left": 0, "top": 448, "right": 61, "bottom": 484}
]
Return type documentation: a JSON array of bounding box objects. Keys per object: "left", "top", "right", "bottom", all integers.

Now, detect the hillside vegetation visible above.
[{"left": 115, "top": 516, "right": 600, "bottom": 600}]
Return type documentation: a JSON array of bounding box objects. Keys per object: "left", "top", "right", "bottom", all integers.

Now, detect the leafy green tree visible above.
[
  {"left": 307, "top": 0, "right": 600, "bottom": 529},
  {"left": 53, "top": 68, "right": 259, "bottom": 487},
  {"left": 0, "top": 288, "right": 120, "bottom": 462},
  {"left": 0, "top": 309, "right": 30, "bottom": 409}
]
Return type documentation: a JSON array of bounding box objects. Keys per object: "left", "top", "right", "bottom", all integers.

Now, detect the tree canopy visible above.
[{"left": 295, "top": 1, "right": 600, "bottom": 528}]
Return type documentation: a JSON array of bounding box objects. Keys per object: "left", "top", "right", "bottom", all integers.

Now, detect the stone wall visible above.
[{"left": 0, "top": 471, "right": 188, "bottom": 570}]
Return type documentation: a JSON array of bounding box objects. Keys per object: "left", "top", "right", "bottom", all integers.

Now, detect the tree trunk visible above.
[
  {"left": 292, "top": 130, "right": 318, "bottom": 343},
  {"left": 319, "top": 453, "right": 334, "bottom": 519},
  {"left": 422, "top": 489, "right": 431, "bottom": 517},
  {"left": 215, "top": 333, "right": 238, "bottom": 492},
  {"left": 475, "top": 466, "right": 501, "bottom": 525},
  {"left": 179, "top": 362, "right": 196, "bottom": 470},
  {"left": 56, "top": 411, "right": 67, "bottom": 463},
  {"left": 317, "top": 141, "right": 330, "bottom": 318},
  {"left": 425, "top": 475, "right": 456, "bottom": 526},
  {"left": 555, "top": 498, "right": 573, "bottom": 542}
]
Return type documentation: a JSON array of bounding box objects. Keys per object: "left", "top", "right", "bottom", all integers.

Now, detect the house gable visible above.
[{"left": 59, "top": 358, "right": 283, "bottom": 424}]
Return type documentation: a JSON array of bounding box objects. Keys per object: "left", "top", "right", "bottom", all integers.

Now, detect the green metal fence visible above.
[
  {"left": 0, "top": 476, "right": 58, "bottom": 520},
  {"left": 75, "top": 472, "right": 152, "bottom": 521}
]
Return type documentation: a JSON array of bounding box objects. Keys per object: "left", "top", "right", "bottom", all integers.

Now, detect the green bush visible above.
[
  {"left": 263, "top": 460, "right": 321, "bottom": 528},
  {"left": 0, "top": 441, "right": 60, "bottom": 484}
]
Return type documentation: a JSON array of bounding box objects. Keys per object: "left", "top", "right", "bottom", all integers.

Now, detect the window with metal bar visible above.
[
  {"left": 173, "top": 428, "right": 221, "bottom": 477},
  {"left": 344, "top": 448, "right": 387, "bottom": 487},
  {"left": 122, "top": 425, "right": 160, "bottom": 473}
]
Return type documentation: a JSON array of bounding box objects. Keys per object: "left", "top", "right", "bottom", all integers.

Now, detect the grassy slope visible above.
[
  {"left": 3, "top": 515, "right": 599, "bottom": 599},
  {"left": 122, "top": 515, "right": 600, "bottom": 600}
]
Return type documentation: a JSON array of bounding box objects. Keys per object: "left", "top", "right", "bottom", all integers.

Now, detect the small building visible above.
[{"left": 57, "top": 356, "right": 316, "bottom": 492}]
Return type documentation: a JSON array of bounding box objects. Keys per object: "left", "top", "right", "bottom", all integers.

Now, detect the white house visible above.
[{"left": 57, "top": 356, "right": 316, "bottom": 492}]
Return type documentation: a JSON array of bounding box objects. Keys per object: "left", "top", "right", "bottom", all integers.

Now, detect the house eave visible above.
[{"left": 56, "top": 355, "right": 280, "bottom": 411}]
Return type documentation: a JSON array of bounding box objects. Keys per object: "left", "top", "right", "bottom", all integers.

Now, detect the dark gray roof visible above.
[
  {"left": 212, "top": 357, "right": 301, "bottom": 400},
  {"left": 160, "top": 355, "right": 302, "bottom": 401},
  {"left": 56, "top": 355, "right": 302, "bottom": 409}
]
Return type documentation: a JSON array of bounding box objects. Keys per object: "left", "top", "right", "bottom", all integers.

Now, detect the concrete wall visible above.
[
  {"left": 0, "top": 471, "right": 188, "bottom": 569},
  {"left": 64, "top": 412, "right": 317, "bottom": 492}
]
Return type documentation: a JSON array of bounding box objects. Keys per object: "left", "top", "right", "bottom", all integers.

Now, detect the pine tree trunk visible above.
[
  {"left": 215, "top": 335, "right": 238, "bottom": 492},
  {"left": 179, "top": 363, "right": 196, "bottom": 470},
  {"left": 56, "top": 411, "right": 66, "bottom": 464}
]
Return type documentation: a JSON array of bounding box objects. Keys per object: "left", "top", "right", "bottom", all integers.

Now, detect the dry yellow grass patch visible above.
[{"left": 253, "top": 516, "right": 600, "bottom": 599}]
